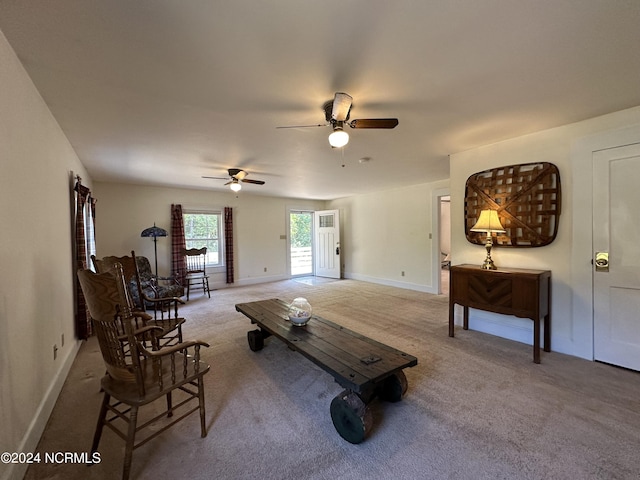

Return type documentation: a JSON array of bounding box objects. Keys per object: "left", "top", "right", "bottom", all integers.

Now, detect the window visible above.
[
  {"left": 183, "top": 211, "right": 224, "bottom": 267},
  {"left": 84, "top": 201, "right": 96, "bottom": 269}
]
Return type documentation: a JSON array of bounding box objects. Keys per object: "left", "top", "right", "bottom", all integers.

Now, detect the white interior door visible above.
[
  {"left": 593, "top": 143, "right": 640, "bottom": 371},
  {"left": 314, "top": 209, "right": 341, "bottom": 278}
]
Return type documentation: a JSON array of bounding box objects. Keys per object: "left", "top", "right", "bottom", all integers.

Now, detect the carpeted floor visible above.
[{"left": 25, "top": 278, "right": 640, "bottom": 479}]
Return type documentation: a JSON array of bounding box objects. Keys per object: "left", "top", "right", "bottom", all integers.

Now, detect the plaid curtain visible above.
[
  {"left": 74, "top": 178, "right": 93, "bottom": 339},
  {"left": 225, "top": 207, "right": 234, "bottom": 283},
  {"left": 171, "top": 204, "right": 186, "bottom": 285}
]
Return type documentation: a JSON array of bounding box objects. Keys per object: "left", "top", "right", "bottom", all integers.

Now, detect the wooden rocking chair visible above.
[
  {"left": 92, "top": 252, "right": 185, "bottom": 349},
  {"left": 77, "top": 264, "right": 210, "bottom": 480}
]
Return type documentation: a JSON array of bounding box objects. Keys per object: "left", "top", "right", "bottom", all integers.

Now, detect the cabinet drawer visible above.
[{"left": 468, "top": 274, "right": 512, "bottom": 308}]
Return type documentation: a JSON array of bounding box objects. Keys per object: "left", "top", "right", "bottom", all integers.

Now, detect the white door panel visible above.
[
  {"left": 314, "top": 209, "right": 340, "bottom": 279},
  {"left": 593, "top": 143, "right": 640, "bottom": 371}
]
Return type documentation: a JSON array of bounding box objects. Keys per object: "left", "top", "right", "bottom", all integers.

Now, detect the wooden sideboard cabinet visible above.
[{"left": 448, "top": 264, "right": 551, "bottom": 363}]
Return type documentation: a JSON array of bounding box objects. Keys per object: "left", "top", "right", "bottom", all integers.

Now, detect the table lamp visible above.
[{"left": 470, "top": 210, "right": 505, "bottom": 270}]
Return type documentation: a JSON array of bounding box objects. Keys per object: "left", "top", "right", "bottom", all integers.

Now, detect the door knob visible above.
[{"left": 595, "top": 252, "right": 609, "bottom": 272}]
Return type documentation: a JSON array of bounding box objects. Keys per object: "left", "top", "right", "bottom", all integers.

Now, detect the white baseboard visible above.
[
  {"left": 2, "top": 339, "right": 82, "bottom": 480},
  {"left": 212, "top": 272, "right": 436, "bottom": 293},
  {"left": 234, "top": 273, "right": 289, "bottom": 287},
  {"left": 465, "top": 309, "right": 535, "bottom": 346},
  {"left": 344, "top": 272, "right": 436, "bottom": 294}
]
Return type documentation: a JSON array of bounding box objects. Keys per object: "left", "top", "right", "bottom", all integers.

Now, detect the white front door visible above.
[
  {"left": 314, "top": 209, "right": 341, "bottom": 279},
  {"left": 593, "top": 143, "right": 640, "bottom": 371}
]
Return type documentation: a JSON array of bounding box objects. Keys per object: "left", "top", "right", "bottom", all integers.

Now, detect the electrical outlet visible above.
[{"left": 53, "top": 344, "right": 58, "bottom": 360}]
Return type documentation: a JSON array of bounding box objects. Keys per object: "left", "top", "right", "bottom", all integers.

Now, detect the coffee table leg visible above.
[
  {"left": 330, "top": 390, "right": 373, "bottom": 444},
  {"left": 377, "top": 370, "right": 408, "bottom": 403}
]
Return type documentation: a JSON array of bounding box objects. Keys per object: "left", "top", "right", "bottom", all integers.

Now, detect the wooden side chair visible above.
[
  {"left": 183, "top": 247, "right": 211, "bottom": 300},
  {"left": 77, "top": 264, "right": 210, "bottom": 480},
  {"left": 91, "top": 252, "right": 185, "bottom": 348}
]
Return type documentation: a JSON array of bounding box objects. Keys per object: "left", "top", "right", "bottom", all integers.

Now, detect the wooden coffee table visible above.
[{"left": 235, "top": 298, "right": 418, "bottom": 443}]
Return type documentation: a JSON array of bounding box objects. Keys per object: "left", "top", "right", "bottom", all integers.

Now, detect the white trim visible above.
[
  {"left": 286, "top": 207, "right": 315, "bottom": 278},
  {"left": 345, "top": 272, "right": 436, "bottom": 294},
  {"left": 467, "top": 309, "right": 538, "bottom": 346},
  {"left": 182, "top": 209, "right": 225, "bottom": 268},
  {"left": 571, "top": 124, "right": 640, "bottom": 361},
  {"left": 235, "top": 273, "right": 289, "bottom": 286},
  {"left": 2, "top": 340, "right": 82, "bottom": 480},
  {"left": 431, "top": 187, "right": 451, "bottom": 294}
]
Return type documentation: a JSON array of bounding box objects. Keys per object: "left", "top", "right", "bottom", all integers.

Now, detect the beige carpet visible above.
[{"left": 25, "top": 278, "right": 640, "bottom": 480}]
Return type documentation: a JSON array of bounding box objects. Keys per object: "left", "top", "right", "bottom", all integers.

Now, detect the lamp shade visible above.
[
  {"left": 230, "top": 181, "right": 242, "bottom": 192},
  {"left": 140, "top": 223, "right": 168, "bottom": 238},
  {"left": 470, "top": 210, "right": 505, "bottom": 233}
]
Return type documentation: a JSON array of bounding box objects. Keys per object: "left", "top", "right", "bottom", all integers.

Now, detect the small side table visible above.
[{"left": 448, "top": 264, "right": 551, "bottom": 363}]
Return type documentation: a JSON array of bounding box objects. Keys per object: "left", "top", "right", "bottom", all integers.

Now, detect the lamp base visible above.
[
  {"left": 480, "top": 256, "right": 497, "bottom": 270},
  {"left": 480, "top": 238, "right": 498, "bottom": 270}
]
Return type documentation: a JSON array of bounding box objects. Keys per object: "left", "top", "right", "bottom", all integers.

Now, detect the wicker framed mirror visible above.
[{"left": 465, "top": 162, "right": 561, "bottom": 247}]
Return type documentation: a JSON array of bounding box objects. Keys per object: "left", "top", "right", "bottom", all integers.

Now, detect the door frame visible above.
[
  {"left": 431, "top": 188, "right": 450, "bottom": 295},
  {"left": 571, "top": 125, "right": 640, "bottom": 360},
  {"left": 286, "top": 207, "right": 315, "bottom": 278},
  {"left": 592, "top": 144, "right": 640, "bottom": 369}
]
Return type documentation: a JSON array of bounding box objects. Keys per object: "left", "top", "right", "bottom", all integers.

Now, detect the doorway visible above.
[
  {"left": 289, "top": 210, "right": 313, "bottom": 277},
  {"left": 439, "top": 196, "right": 451, "bottom": 295},
  {"left": 432, "top": 189, "right": 451, "bottom": 295}
]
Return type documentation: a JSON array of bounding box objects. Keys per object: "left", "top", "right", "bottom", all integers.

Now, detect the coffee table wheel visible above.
[
  {"left": 247, "top": 329, "right": 264, "bottom": 352},
  {"left": 330, "top": 390, "right": 373, "bottom": 444},
  {"left": 377, "top": 370, "right": 408, "bottom": 403}
]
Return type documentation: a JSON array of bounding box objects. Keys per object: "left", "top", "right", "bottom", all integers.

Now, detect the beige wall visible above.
[
  {"left": 93, "top": 182, "right": 325, "bottom": 287},
  {"left": 0, "top": 31, "right": 89, "bottom": 480},
  {"left": 450, "top": 106, "right": 640, "bottom": 359},
  {"left": 328, "top": 180, "right": 449, "bottom": 293}
]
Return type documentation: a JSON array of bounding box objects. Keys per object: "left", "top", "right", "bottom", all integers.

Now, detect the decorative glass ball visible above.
[{"left": 288, "top": 297, "right": 312, "bottom": 326}]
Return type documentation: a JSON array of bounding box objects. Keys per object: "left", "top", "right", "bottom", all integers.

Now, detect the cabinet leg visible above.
[
  {"left": 533, "top": 319, "right": 541, "bottom": 364},
  {"left": 544, "top": 314, "right": 551, "bottom": 352}
]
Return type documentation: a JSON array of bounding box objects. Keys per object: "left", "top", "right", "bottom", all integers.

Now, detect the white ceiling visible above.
[{"left": 1, "top": 1, "right": 639, "bottom": 200}]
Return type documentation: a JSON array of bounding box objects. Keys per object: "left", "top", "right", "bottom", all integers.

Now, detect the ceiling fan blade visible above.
[
  {"left": 332, "top": 92, "right": 353, "bottom": 122},
  {"left": 223, "top": 180, "right": 233, "bottom": 186},
  {"left": 276, "top": 123, "right": 327, "bottom": 129},
  {"left": 348, "top": 118, "right": 399, "bottom": 129},
  {"left": 202, "top": 176, "right": 229, "bottom": 180},
  {"left": 241, "top": 179, "right": 265, "bottom": 185}
]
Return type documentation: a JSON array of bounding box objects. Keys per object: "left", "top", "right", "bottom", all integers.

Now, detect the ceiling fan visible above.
[
  {"left": 202, "top": 168, "right": 265, "bottom": 192},
  {"left": 277, "top": 92, "right": 399, "bottom": 148}
]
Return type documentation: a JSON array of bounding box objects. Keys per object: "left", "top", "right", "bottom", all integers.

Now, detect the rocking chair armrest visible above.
[
  {"left": 116, "top": 325, "right": 163, "bottom": 343},
  {"left": 139, "top": 339, "right": 210, "bottom": 357},
  {"left": 132, "top": 325, "right": 164, "bottom": 338},
  {"left": 132, "top": 310, "right": 153, "bottom": 321}
]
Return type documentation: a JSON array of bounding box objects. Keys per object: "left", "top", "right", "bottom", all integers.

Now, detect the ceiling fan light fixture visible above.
[
  {"left": 230, "top": 180, "right": 242, "bottom": 192},
  {"left": 328, "top": 127, "right": 349, "bottom": 148}
]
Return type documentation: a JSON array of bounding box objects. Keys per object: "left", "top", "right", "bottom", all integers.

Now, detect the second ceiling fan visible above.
[
  {"left": 278, "top": 92, "right": 399, "bottom": 148},
  {"left": 202, "top": 168, "right": 265, "bottom": 192}
]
